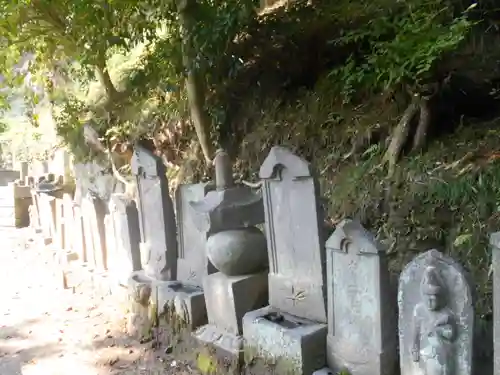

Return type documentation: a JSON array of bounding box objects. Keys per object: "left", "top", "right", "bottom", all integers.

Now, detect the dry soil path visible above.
[{"left": 0, "top": 186, "right": 195, "bottom": 375}]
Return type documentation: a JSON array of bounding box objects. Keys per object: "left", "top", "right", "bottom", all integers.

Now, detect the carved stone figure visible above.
[
  {"left": 398, "top": 249, "right": 474, "bottom": 375},
  {"left": 411, "top": 265, "right": 456, "bottom": 375}
]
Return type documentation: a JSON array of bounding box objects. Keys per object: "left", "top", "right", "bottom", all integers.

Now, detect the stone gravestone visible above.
[
  {"left": 62, "top": 194, "right": 75, "bottom": 253},
  {"left": 243, "top": 146, "right": 327, "bottom": 375},
  {"left": 175, "top": 183, "right": 214, "bottom": 285},
  {"left": 81, "top": 193, "right": 107, "bottom": 271},
  {"left": 490, "top": 233, "right": 500, "bottom": 375},
  {"left": 315, "top": 219, "right": 397, "bottom": 375},
  {"left": 104, "top": 213, "right": 116, "bottom": 277},
  {"left": 73, "top": 205, "right": 87, "bottom": 263},
  {"left": 151, "top": 183, "right": 214, "bottom": 346},
  {"left": 38, "top": 193, "right": 56, "bottom": 243},
  {"left": 127, "top": 145, "right": 178, "bottom": 338},
  {"left": 107, "top": 193, "right": 141, "bottom": 286},
  {"left": 29, "top": 184, "right": 41, "bottom": 231},
  {"left": 54, "top": 198, "right": 65, "bottom": 250},
  {"left": 132, "top": 145, "right": 177, "bottom": 281},
  {"left": 398, "top": 249, "right": 474, "bottom": 375}
]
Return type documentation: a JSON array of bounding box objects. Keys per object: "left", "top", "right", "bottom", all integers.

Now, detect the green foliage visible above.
[
  {"left": 327, "top": 0, "right": 476, "bottom": 101},
  {"left": 0, "top": 0, "right": 260, "bottom": 162},
  {"left": 0, "top": 115, "right": 54, "bottom": 162}
]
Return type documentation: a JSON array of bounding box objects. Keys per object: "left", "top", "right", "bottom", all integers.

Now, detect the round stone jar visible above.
[{"left": 206, "top": 226, "right": 268, "bottom": 276}]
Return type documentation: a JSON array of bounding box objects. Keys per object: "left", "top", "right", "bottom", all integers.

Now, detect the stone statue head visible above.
[{"left": 420, "top": 265, "right": 445, "bottom": 311}]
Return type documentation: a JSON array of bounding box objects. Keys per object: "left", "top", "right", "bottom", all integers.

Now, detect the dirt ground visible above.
[{"left": 0, "top": 187, "right": 196, "bottom": 375}]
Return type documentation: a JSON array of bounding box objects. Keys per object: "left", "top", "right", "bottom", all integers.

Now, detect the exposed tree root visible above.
[
  {"left": 383, "top": 96, "right": 420, "bottom": 176},
  {"left": 412, "top": 97, "right": 431, "bottom": 151}
]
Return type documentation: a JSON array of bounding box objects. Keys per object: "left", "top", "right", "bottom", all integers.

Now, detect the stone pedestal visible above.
[
  {"left": 244, "top": 307, "right": 327, "bottom": 374},
  {"left": 195, "top": 273, "right": 268, "bottom": 357},
  {"left": 127, "top": 272, "right": 155, "bottom": 339},
  {"left": 127, "top": 270, "right": 207, "bottom": 340}
]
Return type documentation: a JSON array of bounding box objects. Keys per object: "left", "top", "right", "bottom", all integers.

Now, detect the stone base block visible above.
[
  {"left": 204, "top": 272, "right": 268, "bottom": 335},
  {"left": 63, "top": 263, "right": 92, "bottom": 290},
  {"left": 243, "top": 306, "right": 327, "bottom": 375},
  {"left": 127, "top": 271, "right": 155, "bottom": 340},
  {"left": 156, "top": 280, "right": 207, "bottom": 330},
  {"left": 194, "top": 323, "right": 244, "bottom": 374},
  {"left": 127, "top": 271, "right": 208, "bottom": 344},
  {"left": 14, "top": 197, "right": 31, "bottom": 228}
]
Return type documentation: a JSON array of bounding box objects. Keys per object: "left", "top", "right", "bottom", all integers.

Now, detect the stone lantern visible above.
[{"left": 191, "top": 149, "right": 269, "bottom": 367}]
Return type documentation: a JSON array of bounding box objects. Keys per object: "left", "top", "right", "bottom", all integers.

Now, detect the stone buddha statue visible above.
[{"left": 411, "top": 265, "right": 456, "bottom": 375}]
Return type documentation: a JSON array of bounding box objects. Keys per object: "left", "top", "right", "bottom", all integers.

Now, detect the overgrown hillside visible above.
[
  {"left": 3, "top": 0, "right": 500, "bottom": 318},
  {"left": 158, "top": 1, "right": 500, "bottom": 317}
]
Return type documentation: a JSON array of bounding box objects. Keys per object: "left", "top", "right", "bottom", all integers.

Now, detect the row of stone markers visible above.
[
  {"left": 20, "top": 144, "right": 492, "bottom": 375},
  {"left": 25, "top": 168, "right": 143, "bottom": 294},
  {"left": 120, "top": 144, "right": 480, "bottom": 375}
]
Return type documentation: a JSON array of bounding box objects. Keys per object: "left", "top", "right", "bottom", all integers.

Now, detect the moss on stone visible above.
[
  {"left": 195, "top": 344, "right": 242, "bottom": 375},
  {"left": 197, "top": 350, "right": 217, "bottom": 374},
  {"left": 244, "top": 345, "right": 304, "bottom": 375}
]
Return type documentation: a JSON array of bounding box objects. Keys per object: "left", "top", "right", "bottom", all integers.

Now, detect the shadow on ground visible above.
[{"left": 88, "top": 325, "right": 197, "bottom": 375}]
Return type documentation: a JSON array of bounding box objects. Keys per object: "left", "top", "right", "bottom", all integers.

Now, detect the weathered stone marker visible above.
[
  {"left": 175, "top": 183, "right": 215, "bottom": 285},
  {"left": 139, "top": 182, "right": 216, "bottom": 352},
  {"left": 12, "top": 179, "right": 32, "bottom": 228},
  {"left": 54, "top": 198, "right": 65, "bottom": 250},
  {"left": 62, "top": 194, "right": 75, "bottom": 253},
  {"left": 107, "top": 193, "right": 141, "bottom": 286},
  {"left": 73, "top": 205, "right": 87, "bottom": 263},
  {"left": 243, "top": 146, "right": 327, "bottom": 375},
  {"left": 127, "top": 145, "right": 178, "bottom": 338},
  {"left": 104, "top": 213, "right": 116, "bottom": 278},
  {"left": 398, "top": 249, "right": 474, "bottom": 375},
  {"left": 490, "top": 233, "right": 500, "bottom": 375},
  {"left": 316, "top": 219, "right": 396, "bottom": 375},
  {"left": 192, "top": 149, "right": 267, "bottom": 370},
  {"left": 133, "top": 146, "right": 177, "bottom": 280},
  {"left": 81, "top": 193, "right": 107, "bottom": 271}
]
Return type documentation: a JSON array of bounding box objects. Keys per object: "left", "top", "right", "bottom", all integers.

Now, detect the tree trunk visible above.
[
  {"left": 95, "top": 54, "right": 119, "bottom": 101},
  {"left": 177, "top": 0, "right": 214, "bottom": 165},
  {"left": 383, "top": 96, "right": 420, "bottom": 176},
  {"left": 412, "top": 97, "right": 431, "bottom": 152}
]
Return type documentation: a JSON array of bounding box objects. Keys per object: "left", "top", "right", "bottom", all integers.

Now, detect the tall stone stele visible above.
[
  {"left": 243, "top": 146, "right": 328, "bottom": 375},
  {"left": 132, "top": 146, "right": 178, "bottom": 281},
  {"left": 490, "top": 232, "right": 500, "bottom": 375},
  {"left": 153, "top": 181, "right": 215, "bottom": 338},
  {"left": 398, "top": 249, "right": 474, "bottom": 375},
  {"left": 192, "top": 149, "right": 268, "bottom": 368},
  {"left": 314, "top": 219, "right": 397, "bottom": 375},
  {"left": 127, "top": 145, "right": 178, "bottom": 338},
  {"left": 105, "top": 193, "right": 142, "bottom": 287}
]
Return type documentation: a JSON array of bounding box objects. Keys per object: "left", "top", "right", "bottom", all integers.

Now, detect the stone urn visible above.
[
  {"left": 190, "top": 149, "right": 268, "bottom": 277},
  {"left": 206, "top": 227, "right": 267, "bottom": 276}
]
